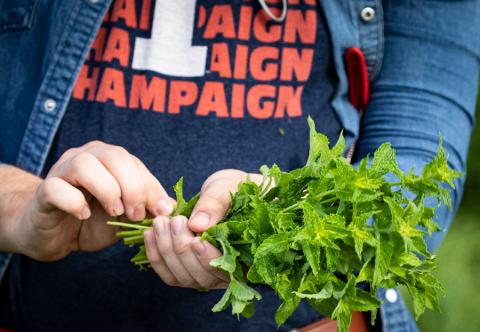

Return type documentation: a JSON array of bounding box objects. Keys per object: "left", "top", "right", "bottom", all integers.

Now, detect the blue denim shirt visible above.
[{"left": 0, "top": 0, "right": 479, "bottom": 331}]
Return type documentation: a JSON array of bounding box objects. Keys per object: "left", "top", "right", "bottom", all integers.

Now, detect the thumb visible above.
[{"left": 187, "top": 178, "right": 238, "bottom": 233}]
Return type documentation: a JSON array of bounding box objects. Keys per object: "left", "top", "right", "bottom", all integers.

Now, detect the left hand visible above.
[{"left": 143, "top": 169, "right": 262, "bottom": 289}]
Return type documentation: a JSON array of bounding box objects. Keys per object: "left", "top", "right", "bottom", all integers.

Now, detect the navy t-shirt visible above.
[{"left": 2, "top": 0, "right": 341, "bottom": 331}]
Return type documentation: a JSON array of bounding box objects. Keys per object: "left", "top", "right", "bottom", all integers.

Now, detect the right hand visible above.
[{"left": 8, "top": 141, "right": 175, "bottom": 261}]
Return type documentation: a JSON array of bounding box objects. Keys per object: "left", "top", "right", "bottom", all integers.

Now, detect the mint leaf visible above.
[
  {"left": 111, "top": 119, "right": 461, "bottom": 332},
  {"left": 172, "top": 177, "right": 199, "bottom": 217}
]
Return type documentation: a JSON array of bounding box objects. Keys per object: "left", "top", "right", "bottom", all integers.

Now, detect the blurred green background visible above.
[{"left": 402, "top": 98, "right": 480, "bottom": 331}]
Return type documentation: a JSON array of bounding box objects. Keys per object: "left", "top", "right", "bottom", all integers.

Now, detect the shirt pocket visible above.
[{"left": 0, "top": 0, "right": 37, "bottom": 32}]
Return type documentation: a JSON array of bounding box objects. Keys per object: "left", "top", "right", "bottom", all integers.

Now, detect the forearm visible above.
[
  {"left": 0, "top": 164, "right": 41, "bottom": 252},
  {"left": 354, "top": 0, "right": 480, "bottom": 252}
]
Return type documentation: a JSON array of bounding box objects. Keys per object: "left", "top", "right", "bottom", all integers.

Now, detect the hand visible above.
[
  {"left": 144, "top": 169, "right": 262, "bottom": 289},
  {"left": 9, "top": 141, "right": 175, "bottom": 261}
]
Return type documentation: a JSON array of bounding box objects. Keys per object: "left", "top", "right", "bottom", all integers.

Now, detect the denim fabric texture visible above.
[{"left": 0, "top": 0, "right": 479, "bottom": 331}]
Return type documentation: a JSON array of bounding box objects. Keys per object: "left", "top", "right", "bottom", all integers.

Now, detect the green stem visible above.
[
  {"left": 124, "top": 234, "right": 145, "bottom": 245},
  {"left": 131, "top": 252, "right": 147, "bottom": 262},
  {"left": 320, "top": 196, "right": 337, "bottom": 205},
  {"left": 132, "top": 259, "right": 150, "bottom": 266},
  {"left": 308, "top": 189, "right": 335, "bottom": 201},
  {"left": 230, "top": 240, "right": 253, "bottom": 245},
  {"left": 260, "top": 176, "right": 273, "bottom": 197},
  {"left": 108, "top": 221, "right": 151, "bottom": 230},
  {"left": 389, "top": 181, "right": 402, "bottom": 186},
  {"left": 281, "top": 201, "right": 302, "bottom": 213},
  {"left": 116, "top": 229, "right": 145, "bottom": 238}
]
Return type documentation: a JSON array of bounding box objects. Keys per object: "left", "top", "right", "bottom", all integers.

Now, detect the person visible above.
[{"left": 0, "top": 0, "right": 478, "bottom": 331}]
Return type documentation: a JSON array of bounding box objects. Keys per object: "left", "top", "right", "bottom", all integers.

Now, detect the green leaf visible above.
[
  {"left": 373, "top": 234, "right": 394, "bottom": 286},
  {"left": 294, "top": 281, "right": 333, "bottom": 300},
  {"left": 172, "top": 177, "right": 200, "bottom": 217},
  {"left": 113, "top": 119, "right": 462, "bottom": 328},
  {"left": 212, "top": 287, "right": 232, "bottom": 312},
  {"left": 306, "top": 116, "right": 331, "bottom": 167},
  {"left": 214, "top": 278, "right": 262, "bottom": 317},
  {"left": 253, "top": 255, "right": 276, "bottom": 285},
  {"left": 349, "top": 288, "right": 380, "bottom": 312},
  {"left": 255, "top": 233, "right": 290, "bottom": 257},
  {"left": 230, "top": 278, "right": 262, "bottom": 302},
  {"left": 408, "top": 284, "right": 426, "bottom": 319},
  {"left": 370, "top": 143, "right": 401, "bottom": 178},
  {"left": 207, "top": 224, "right": 240, "bottom": 274},
  {"left": 422, "top": 137, "right": 462, "bottom": 188},
  {"left": 246, "top": 198, "right": 274, "bottom": 238},
  {"left": 300, "top": 240, "right": 321, "bottom": 275},
  {"left": 331, "top": 301, "right": 352, "bottom": 332},
  {"left": 274, "top": 273, "right": 301, "bottom": 326}
]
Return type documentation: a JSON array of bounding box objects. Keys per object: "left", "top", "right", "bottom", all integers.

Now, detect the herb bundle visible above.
[{"left": 109, "top": 118, "right": 461, "bottom": 332}]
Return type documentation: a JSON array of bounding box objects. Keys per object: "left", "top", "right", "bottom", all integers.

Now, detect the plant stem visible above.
[
  {"left": 107, "top": 221, "right": 151, "bottom": 230},
  {"left": 281, "top": 201, "right": 302, "bottom": 213},
  {"left": 309, "top": 189, "right": 335, "bottom": 201},
  {"left": 116, "top": 229, "right": 144, "bottom": 238},
  {"left": 230, "top": 240, "right": 253, "bottom": 245},
  {"left": 389, "top": 181, "right": 402, "bottom": 186},
  {"left": 124, "top": 235, "right": 145, "bottom": 245},
  {"left": 320, "top": 196, "right": 337, "bottom": 205}
]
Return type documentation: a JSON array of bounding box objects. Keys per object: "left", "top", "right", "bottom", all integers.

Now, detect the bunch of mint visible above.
[{"left": 109, "top": 118, "right": 461, "bottom": 332}]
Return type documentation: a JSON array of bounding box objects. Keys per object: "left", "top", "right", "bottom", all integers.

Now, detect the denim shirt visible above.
[{"left": 0, "top": 1, "right": 479, "bottom": 331}]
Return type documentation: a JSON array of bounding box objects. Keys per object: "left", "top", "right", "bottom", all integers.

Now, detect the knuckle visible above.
[
  {"left": 130, "top": 154, "right": 144, "bottom": 167},
  {"left": 176, "top": 277, "right": 195, "bottom": 288},
  {"left": 215, "top": 282, "right": 229, "bottom": 289},
  {"left": 202, "top": 169, "right": 246, "bottom": 192},
  {"left": 196, "top": 275, "right": 216, "bottom": 289},
  {"left": 173, "top": 240, "right": 190, "bottom": 256},
  {"left": 174, "top": 275, "right": 188, "bottom": 285},
  {"left": 217, "top": 169, "right": 246, "bottom": 178},
  {"left": 85, "top": 140, "right": 106, "bottom": 148},
  {"left": 40, "top": 178, "right": 61, "bottom": 204},
  {"left": 62, "top": 147, "right": 80, "bottom": 159},
  {"left": 109, "top": 187, "right": 122, "bottom": 201},
  {"left": 103, "top": 182, "right": 122, "bottom": 200},
  {"left": 162, "top": 278, "right": 178, "bottom": 287},
  {"left": 148, "top": 255, "right": 162, "bottom": 264},
  {"left": 108, "top": 146, "right": 130, "bottom": 159},
  {"left": 155, "top": 241, "right": 171, "bottom": 254},
  {"left": 70, "top": 152, "right": 95, "bottom": 171},
  {"left": 123, "top": 184, "right": 147, "bottom": 204}
]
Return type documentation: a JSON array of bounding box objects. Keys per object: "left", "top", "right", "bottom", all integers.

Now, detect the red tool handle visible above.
[{"left": 345, "top": 47, "right": 370, "bottom": 111}]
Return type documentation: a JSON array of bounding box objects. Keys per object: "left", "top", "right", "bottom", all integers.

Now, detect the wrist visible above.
[{"left": 0, "top": 165, "right": 41, "bottom": 253}]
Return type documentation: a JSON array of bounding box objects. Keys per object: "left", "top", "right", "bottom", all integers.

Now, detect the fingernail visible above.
[
  {"left": 153, "top": 218, "right": 165, "bottom": 237},
  {"left": 156, "top": 198, "right": 174, "bottom": 215},
  {"left": 171, "top": 217, "right": 185, "bottom": 235},
  {"left": 81, "top": 206, "right": 91, "bottom": 220},
  {"left": 191, "top": 212, "right": 210, "bottom": 230},
  {"left": 113, "top": 199, "right": 124, "bottom": 216},
  {"left": 133, "top": 204, "right": 145, "bottom": 221},
  {"left": 192, "top": 240, "right": 205, "bottom": 257}
]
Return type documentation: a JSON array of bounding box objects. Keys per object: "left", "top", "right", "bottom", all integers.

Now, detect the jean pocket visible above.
[{"left": 0, "top": 0, "right": 37, "bottom": 32}]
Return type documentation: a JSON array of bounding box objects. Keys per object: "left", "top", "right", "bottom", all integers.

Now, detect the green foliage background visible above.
[{"left": 404, "top": 98, "right": 480, "bottom": 332}]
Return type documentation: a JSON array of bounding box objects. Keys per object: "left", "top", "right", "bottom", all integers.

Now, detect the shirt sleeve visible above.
[{"left": 353, "top": 0, "right": 480, "bottom": 253}]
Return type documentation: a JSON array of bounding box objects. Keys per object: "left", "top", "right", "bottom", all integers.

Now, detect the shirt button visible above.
[
  {"left": 44, "top": 98, "right": 57, "bottom": 112},
  {"left": 360, "top": 7, "right": 376, "bottom": 22},
  {"left": 385, "top": 289, "right": 398, "bottom": 303}
]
